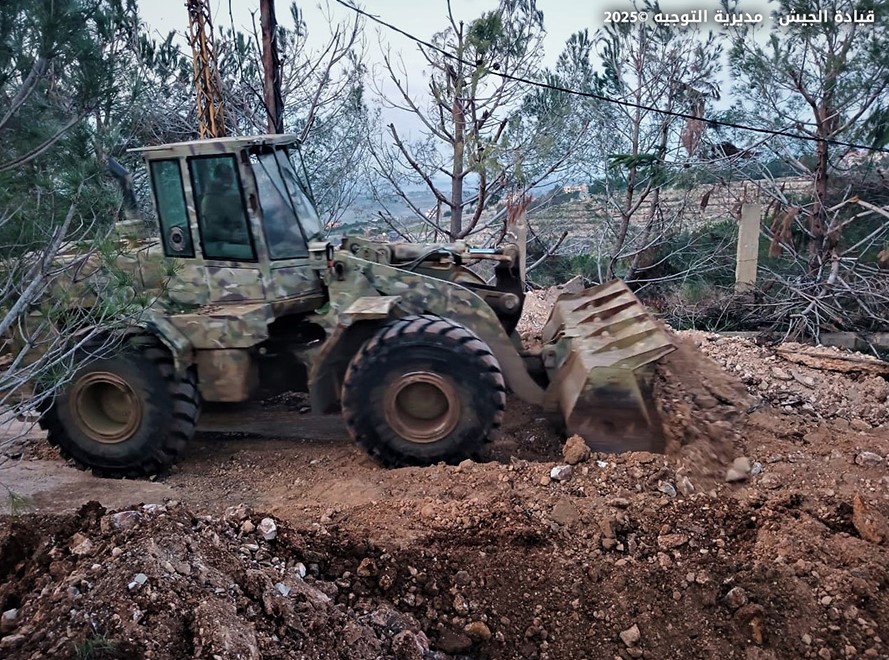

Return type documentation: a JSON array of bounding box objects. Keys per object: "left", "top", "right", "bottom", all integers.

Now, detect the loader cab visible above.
[{"left": 134, "top": 134, "right": 326, "bottom": 309}]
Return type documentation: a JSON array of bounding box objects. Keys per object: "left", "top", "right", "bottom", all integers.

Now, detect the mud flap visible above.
[{"left": 540, "top": 280, "right": 675, "bottom": 453}]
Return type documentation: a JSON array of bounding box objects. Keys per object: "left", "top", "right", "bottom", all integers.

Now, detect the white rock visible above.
[
  {"left": 109, "top": 510, "right": 143, "bottom": 531},
  {"left": 258, "top": 518, "right": 278, "bottom": 540},
  {"left": 68, "top": 533, "right": 94, "bottom": 557},
  {"left": 658, "top": 481, "right": 677, "bottom": 498},
  {"left": 550, "top": 465, "right": 574, "bottom": 482},
  {"left": 128, "top": 573, "right": 149, "bottom": 591}
]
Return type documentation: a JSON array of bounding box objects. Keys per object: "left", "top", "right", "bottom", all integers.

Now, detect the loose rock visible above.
[
  {"left": 657, "top": 533, "right": 689, "bottom": 550},
  {"left": 850, "top": 418, "right": 872, "bottom": 432},
  {"left": 0, "top": 608, "right": 17, "bottom": 634},
  {"left": 562, "top": 435, "right": 591, "bottom": 465},
  {"left": 724, "top": 587, "right": 748, "bottom": 610},
  {"left": 437, "top": 629, "right": 473, "bottom": 654},
  {"left": 676, "top": 475, "right": 695, "bottom": 496},
  {"left": 258, "top": 518, "right": 277, "bottom": 541},
  {"left": 771, "top": 367, "right": 793, "bottom": 381},
  {"left": 852, "top": 493, "right": 888, "bottom": 544},
  {"left": 464, "top": 621, "right": 492, "bottom": 642},
  {"left": 620, "top": 623, "right": 641, "bottom": 647},
  {"left": 854, "top": 451, "right": 884, "bottom": 467},
  {"left": 726, "top": 456, "right": 752, "bottom": 482},
  {"left": 68, "top": 533, "right": 93, "bottom": 557},
  {"left": 658, "top": 481, "right": 677, "bottom": 498},
  {"left": 128, "top": 573, "right": 149, "bottom": 591},
  {"left": 106, "top": 510, "right": 142, "bottom": 531},
  {"left": 550, "top": 465, "right": 574, "bottom": 482}
]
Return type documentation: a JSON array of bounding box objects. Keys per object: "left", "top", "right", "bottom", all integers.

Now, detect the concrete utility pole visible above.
[
  {"left": 736, "top": 203, "right": 761, "bottom": 293},
  {"left": 260, "top": 0, "right": 285, "bottom": 134}
]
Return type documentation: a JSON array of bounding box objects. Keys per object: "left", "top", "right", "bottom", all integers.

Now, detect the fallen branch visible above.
[{"left": 776, "top": 345, "right": 889, "bottom": 376}]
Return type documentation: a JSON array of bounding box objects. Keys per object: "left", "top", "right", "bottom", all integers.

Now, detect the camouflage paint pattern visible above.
[
  {"left": 6, "top": 136, "right": 320, "bottom": 382},
  {"left": 313, "top": 252, "right": 546, "bottom": 405},
  {"left": 195, "top": 348, "right": 258, "bottom": 401},
  {"left": 166, "top": 302, "right": 272, "bottom": 350},
  {"left": 265, "top": 264, "right": 322, "bottom": 300}
]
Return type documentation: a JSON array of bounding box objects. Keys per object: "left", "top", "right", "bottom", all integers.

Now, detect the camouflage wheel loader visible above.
[{"left": 17, "top": 134, "right": 675, "bottom": 475}]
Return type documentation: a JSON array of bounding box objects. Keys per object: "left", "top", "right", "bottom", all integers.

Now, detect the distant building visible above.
[
  {"left": 561, "top": 184, "right": 589, "bottom": 200},
  {"left": 840, "top": 150, "right": 889, "bottom": 168}
]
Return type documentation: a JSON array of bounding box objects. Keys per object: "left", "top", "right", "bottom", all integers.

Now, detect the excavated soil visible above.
[{"left": 1, "top": 289, "right": 889, "bottom": 659}]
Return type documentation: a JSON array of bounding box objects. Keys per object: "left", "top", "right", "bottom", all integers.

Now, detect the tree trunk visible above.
[
  {"left": 809, "top": 131, "right": 830, "bottom": 274},
  {"left": 608, "top": 88, "right": 643, "bottom": 279},
  {"left": 260, "top": 0, "right": 284, "bottom": 134},
  {"left": 627, "top": 188, "right": 660, "bottom": 281},
  {"left": 450, "top": 96, "right": 465, "bottom": 240},
  {"left": 627, "top": 116, "right": 671, "bottom": 281}
]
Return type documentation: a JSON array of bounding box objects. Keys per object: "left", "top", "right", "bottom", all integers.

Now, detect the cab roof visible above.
[{"left": 128, "top": 134, "right": 302, "bottom": 158}]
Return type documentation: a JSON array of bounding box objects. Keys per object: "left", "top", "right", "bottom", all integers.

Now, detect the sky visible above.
[
  {"left": 139, "top": 0, "right": 611, "bottom": 72},
  {"left": 137, "top": 0, "right": 776, "bottom": 80},
  {"left": 137, "top": 0, "right": 774, "bottom": 137}
]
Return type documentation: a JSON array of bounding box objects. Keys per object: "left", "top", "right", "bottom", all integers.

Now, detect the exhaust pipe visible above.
[{"left": 107, "top": 158, "right": 145, "bottom": 242}]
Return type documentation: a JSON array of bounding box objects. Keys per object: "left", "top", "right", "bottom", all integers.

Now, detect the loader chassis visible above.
[{"left": 25, "top": 134, "right": 675, "bottom": 476}]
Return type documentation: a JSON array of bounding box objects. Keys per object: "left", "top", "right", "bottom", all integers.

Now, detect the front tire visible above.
[
  {"left": 43, "top": 338, "right": 200, "bottom": 476},
  {"left": 341, "top": 315, "right": 506, "bottom": 467}
]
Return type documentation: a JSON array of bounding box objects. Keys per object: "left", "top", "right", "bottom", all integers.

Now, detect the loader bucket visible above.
[{"left": 540, "top": 280, "right": 676, "bottom": 453}]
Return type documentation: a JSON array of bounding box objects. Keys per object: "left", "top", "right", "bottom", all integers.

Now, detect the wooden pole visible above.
[{"left": 735, "top": 203, "right": 761, "bottom": 293}]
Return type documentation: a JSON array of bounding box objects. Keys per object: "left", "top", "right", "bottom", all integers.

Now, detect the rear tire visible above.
[
  {"left": 341, "top": 315, "right": 506, "bottom": 467},
  {"left": 43, "top": 337, "right": 200, "bottom": 477}
]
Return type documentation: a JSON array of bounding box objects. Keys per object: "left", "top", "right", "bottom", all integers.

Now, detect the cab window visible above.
[
  {"left": 149, "top": 159, "right": 194, "bottom": 257},
  {"left": 251, "top": 153, "right": 309, "bottom": 260},
  {"left": 188, "top": 155, "right": 256, "bottom": 262}
]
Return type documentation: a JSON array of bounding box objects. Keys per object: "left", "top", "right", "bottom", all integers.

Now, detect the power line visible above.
[{"left": 334, "top": 0, "right": 889, "bottom": 155}]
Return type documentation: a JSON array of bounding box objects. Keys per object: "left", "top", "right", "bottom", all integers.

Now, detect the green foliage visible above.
[
  {"left": 74, "top": 633, "right": 118, "bottom": 660},
  {"left": 0, "top": 0, "right": 141, "bottom": 250},
  {"left": 607, "top": 153, "right": 670, "bottom": 187},
  {"left": 532, "top": 253, "right": 601, "bottom": 286},
  {"left": 657, "top": 219, "right": 739, "bottom": 288},
  {"left": 725, "top": 0, "right": 889, "bottom": 193},
  {"left": 373, "top": 0, "right": 548, "bottom": 238}
]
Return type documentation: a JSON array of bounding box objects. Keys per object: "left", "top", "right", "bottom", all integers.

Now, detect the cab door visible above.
[
  {"left": 249, "top": 151, "right": 325, "bottom": 310},
  {"left": 185, "top": 154, "right": 267, "bottom": 303}
]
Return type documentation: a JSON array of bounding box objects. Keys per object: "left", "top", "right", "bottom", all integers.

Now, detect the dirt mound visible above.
[
  {"left": 0, "top": 502, "right": 444, "bottom": 660},
  {"left": 653, "top": 332, "right": 758, "bottom": 485},
  {"left": 682, "top": 330, "right": 889, "bottom": 428},
  {"left": 517, "top": 277, "right": 585, "bottom": 342},
  {"left": 2, "top": 470, "right": 888, "bottom": 660}
]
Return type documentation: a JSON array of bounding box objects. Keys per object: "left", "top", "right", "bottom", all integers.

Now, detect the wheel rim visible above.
[
  {"left": 383, "top": 371, "right": 460, "bottom": 444},
  {"left": 70, "top": 372, "right": 143, "bottom": 444}
]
